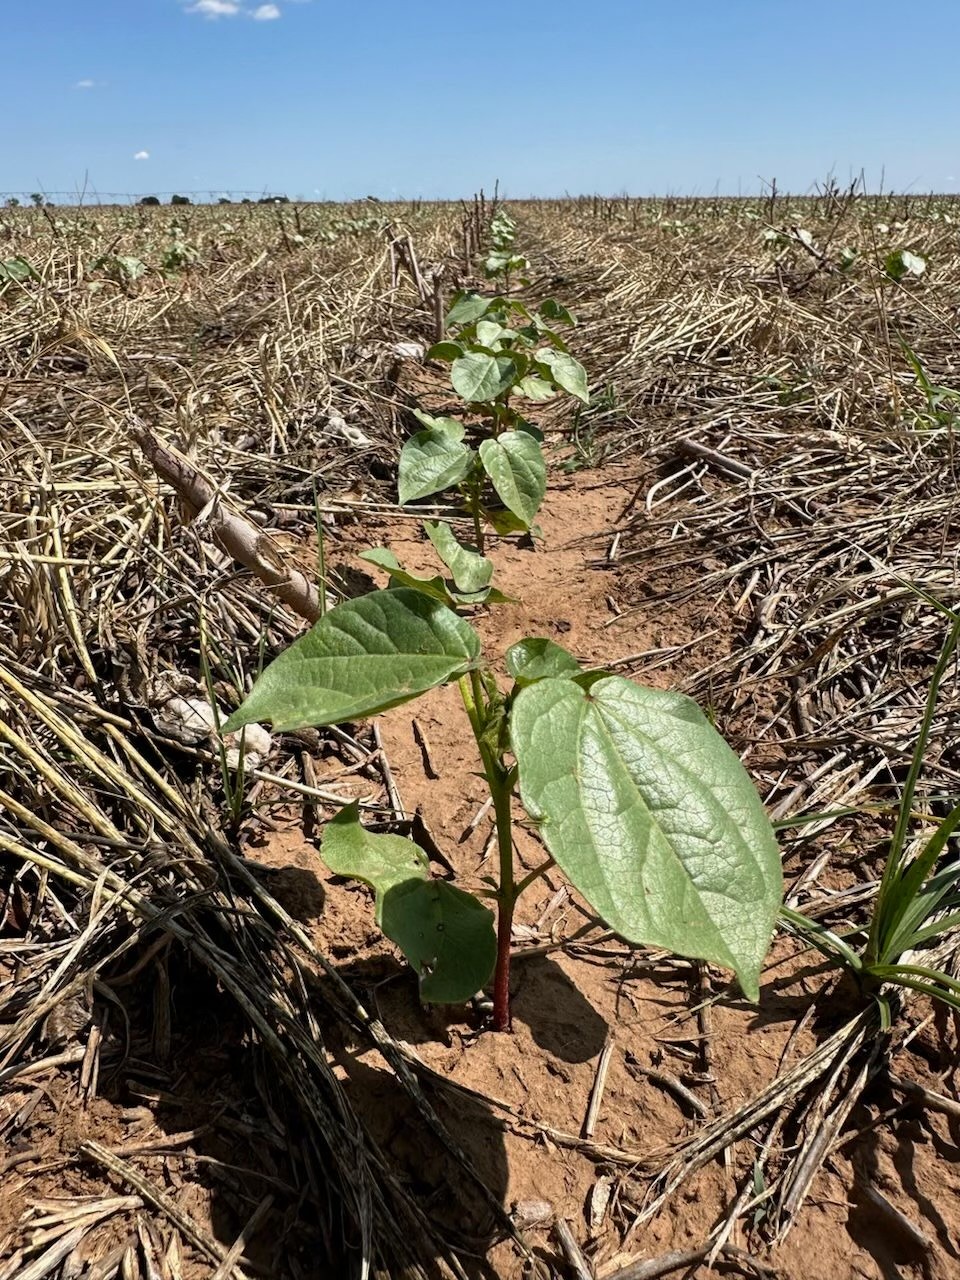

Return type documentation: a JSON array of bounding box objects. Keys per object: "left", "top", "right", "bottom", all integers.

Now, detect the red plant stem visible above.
[
  {"left": 459, "top": 670, "right": 516, "bottom": 1031},
  {"left": 493, "top": 894, "right": 515, "bottom": 1032}
]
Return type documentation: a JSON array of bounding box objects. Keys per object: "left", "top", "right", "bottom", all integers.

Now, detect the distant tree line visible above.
[
  {"left": 5, "top": 194, "right": 55, "bottom": 207},
  {"left": 138, "top": 194, "right": 291, "bottom": 207}
]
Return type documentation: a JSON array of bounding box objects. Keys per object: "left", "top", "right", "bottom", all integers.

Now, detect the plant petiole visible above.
[{"left": 514, "top": 857, "right": 555, "bottom": 899}]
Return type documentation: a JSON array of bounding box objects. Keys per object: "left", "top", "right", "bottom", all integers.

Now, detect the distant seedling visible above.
[{"left": 400, "top": 292, "right": 589, "bottom": 554}]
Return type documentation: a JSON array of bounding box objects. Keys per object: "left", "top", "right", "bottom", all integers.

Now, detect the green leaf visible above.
[
  {"left": 516, "top": 375, "right": 557, "bottom": 403},
  {"left": 476, "top": 319, "right": 513, "bottom": 350},
  {"left": 536, "top": 349, "right": 591, "bottom": 404},
  {"left": 498, "top": 297, "right": 531, "bottom": 320},
  {"left": 454, "top": 585, "right": 518, "bottom": 606},
  {"left": 423, "top": 520, "right": 493, "bottom": 594},
  {"left": 380, "top": 879, "right": 497, "bottom": 1003},
  {"left": 451, "top": 351, "right": 518, "bottom": 403},
  {"left": 358, "top": 548, "right": 456, "bottom": 607},
  {"left": 321, "top": 802, "right": 428, "bottom": 926},
  {"left": 531, "top": 323, "right": 568, "bottom": 351},
  {"left": 320, "top": 804, "right": 494, "bottom": 1003},
  {"left": 0, "top": 256, "right": 36, "bottom": 283},
  {"left": 506, "top": 638, "right": 581, "bottom": 686},
  {"left": 446, "top": 291, "right": 493, "bottom": 328},
  {"left": 426, "top": 341, "right": 464, "bottom": 362},
  {"left": 483, "top": 506, "right": 529, "bottom": 536},
  {"left": 511, "top": 677, "right": 783, "bottom": 999},
  {"left": 479, "top": 431, "right": 546, "bottom": 527},
  {"left": 484, "top": 251, "right": 512, "bottom": 276},
  {"left": 411, "top": 410, "right": 464, "bottom": 437},
  {"left": 885, "top": 248, "right": 926, "bottom": 281},
  {"left": 115, "top": 255, "right": 146, "bottom": 281},
  {"left": 223, "top": 589, "right": 481, "bottom": 732},
  {"left": 398, "top": 427, "right": 473, "bottom": 503},
  {"left": 514, "top": 418, "right": 544, "bottom": 441},
  {"left": 539, "top": 298, "right": 575, "bottom": 326}
]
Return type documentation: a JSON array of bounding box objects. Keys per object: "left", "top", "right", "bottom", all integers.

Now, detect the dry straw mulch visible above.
[{"left": 2, "top": 191, "right": 960, "bottom": 1279}]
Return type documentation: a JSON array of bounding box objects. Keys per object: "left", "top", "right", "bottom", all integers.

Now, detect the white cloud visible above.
[
  {"left": 252, "top": 3, "right": 281, "bottom": 16},
  {"left": 186, "top": 0, "right": 240, "bottom": 16},
  {"left": 134, "top": 150, "right": 150, "bottom": 161},
  {"left": 75, "top": 78, "right": 96, "bottom": 89}
]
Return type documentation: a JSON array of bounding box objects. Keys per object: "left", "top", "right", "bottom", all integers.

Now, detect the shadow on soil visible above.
[{"left": 95, "top": 936, "right": 511, "bottom": 1280}]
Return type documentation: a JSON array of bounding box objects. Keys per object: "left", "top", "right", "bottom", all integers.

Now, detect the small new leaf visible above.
[
  {"left": 446, "top": 291, "right": 494, "bottom": 328},
  {"left": 506, "top": 637, "right": 582, "bottom": 686},
  {"left": 411, "top": 410, "right": 464, "bottom": 438},
  {"left": 539, "top": 298, "right": 575, "bottom": 326},
  {"left": 516, "top": 375, "right": 557, "bottom": 403},
  {"left": 426, "top": 341, "right": 464, "bottom": 362},
  {"left": 321, "top": 802, "right": 428, "bottom": 926},
  {"left": 885, "top": 249, "right": 926, "bottom": 281},
  {"left": 359, "top": 548, "right": 456, "bottom": 607},
  {"left": 423, "top": 521, "right": 494, "bottom": 594},
  {"left": 0, "top": 256, "right": 37, "bottom": 283}
]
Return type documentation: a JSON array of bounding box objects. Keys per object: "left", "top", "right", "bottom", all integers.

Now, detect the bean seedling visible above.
[
  {"left": 225, "top": 212, "right": 783, "bottom": 1031},
  {"left": 224, "top": 593, "right": 783, "bottom": 1030},
  {"left": 399, "top": 293, "right": 589, "bottom": 553}
]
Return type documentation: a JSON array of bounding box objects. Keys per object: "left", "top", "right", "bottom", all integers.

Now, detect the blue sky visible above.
[{"left": 6, "top": 0, "right": 958, "bottom": 201}]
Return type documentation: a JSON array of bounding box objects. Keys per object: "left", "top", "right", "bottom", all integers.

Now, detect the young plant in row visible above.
[
  {"left": 399, "top": 293, "right": 590, "bottom": 552},
  {"left": 224, "top": 589, "right": 784, "bottom": 1032},
  {"left": 482, "top": 208, "right": 530, "bottom": 290}
]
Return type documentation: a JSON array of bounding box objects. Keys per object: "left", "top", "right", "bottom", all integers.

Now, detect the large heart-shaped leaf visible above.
[
  {"left": 381, "top": 879, "right": 496, "bottom": 1003},
  {"left": 321, "top": 802, "right": 429, "bottom": 925},
  {"left": 446, "top": 291, "right": 494, "bottom": 328},
  {"left": 223, "top": 589, "right": 481, "bottom": 732},
  {"left": 511, "top": 677, "right": 783, "bottom": 999},
  {"left": 479, "top": 431, "right": 546, "bottom": 528},
  {"left": 423, "top": 520, "right": 493, "bottom": 594},
  {"left": 399, "top": 423, "right": 473, "bottom": 504},
  {"left": 536, "top": 349, "right": 591, "bottom": 404},
  {"left": 451, "top": 351, "right": 517, "bottom": 403}
]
